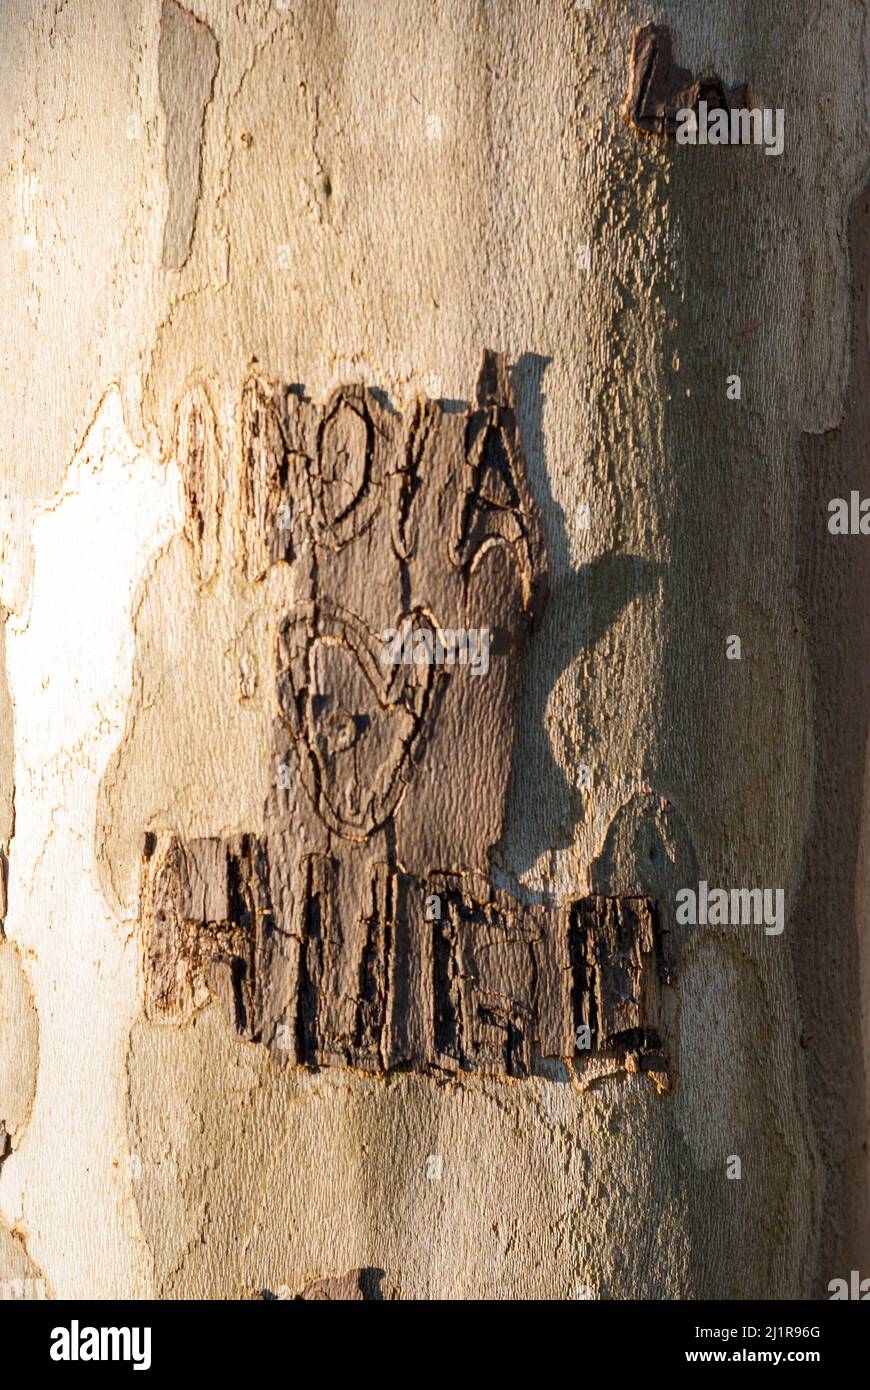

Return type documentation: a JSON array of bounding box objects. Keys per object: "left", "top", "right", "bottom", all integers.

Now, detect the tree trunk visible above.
[{"left": 1, "top": 0, "right": 867, "bottom": 1300}]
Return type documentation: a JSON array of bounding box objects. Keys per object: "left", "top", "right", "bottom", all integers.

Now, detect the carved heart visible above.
[{"left": 276, "top": 601, "right": 437, "bottom": 839}]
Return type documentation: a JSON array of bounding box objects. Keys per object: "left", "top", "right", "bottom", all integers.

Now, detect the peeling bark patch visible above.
[
  {"left": 159, "top": 0, "right": 218, "bottom": 270},
  {"left": 141, "top": 352, "right": 675, "bottom": 1083},
  {"left": 625, "top": 23, "right": 747, "bottom": 138}
]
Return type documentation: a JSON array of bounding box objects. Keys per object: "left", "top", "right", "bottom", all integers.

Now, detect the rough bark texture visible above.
[{"left": 0, "top": 0, "right": 868, "bottom": 1300}]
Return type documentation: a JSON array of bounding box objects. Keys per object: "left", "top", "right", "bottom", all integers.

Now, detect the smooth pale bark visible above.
[{"left": 0, "top": 0, "right": 867, "bottom": 1299}]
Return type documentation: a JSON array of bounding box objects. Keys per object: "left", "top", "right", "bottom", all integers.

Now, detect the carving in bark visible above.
[{"left": 142, "top": 352, "right": 675, "bottom": 1083}]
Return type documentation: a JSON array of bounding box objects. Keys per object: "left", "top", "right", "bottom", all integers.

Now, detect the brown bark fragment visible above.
[{"left": 625, "top": 22, "right": 747, "bottom": 139}]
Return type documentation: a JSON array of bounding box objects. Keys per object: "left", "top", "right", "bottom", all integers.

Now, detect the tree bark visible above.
[{"left": 0, "top": 0, "right": 868, "bottom": 1300}]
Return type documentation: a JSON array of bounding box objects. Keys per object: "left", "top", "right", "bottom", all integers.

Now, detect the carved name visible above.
[
  {"left": 142, "top": 352, "right": 675, "bottom": 1083},
  {"left": 143, "top": 833, "right": 671, "bottom": 1079}
]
